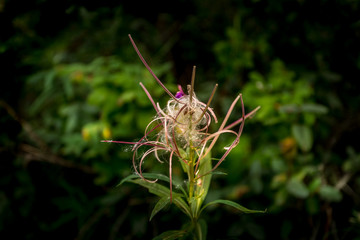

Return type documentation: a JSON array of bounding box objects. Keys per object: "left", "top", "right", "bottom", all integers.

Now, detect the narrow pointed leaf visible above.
[
  {"left": 191, "top": 152, "right": 212, "bottom": 219},
  {"left": 301, "top": 103, "right": 328, "bottom": 114},
  {"left": 211, "top": 171, "right": 227, "bottom": 176},
  {"left": 150, "top": 197, "right": 171, "bottom": 221},
  {"left": 201, "top": 199, "right": 266, "bottom": 214},
  {"left": 118, "top": 173, "right": 187, "bottom": 196},
  {"left": 196, "top": 219, "right": 207, "bottom": 240},
  {"left": 153, "top": 230, "right": 187, "bottom": 240},
  {"left": 118, "top": 173, "right": 170, "bottom": 186},
  {"left": 130, "top": 179, "right": 192, "bottom": 218},
  {"left": 178, "top": 148, "right": 189, "bottom": 173},
  {"left": 197, "top": 152, "right": 212, "bottom": 206}
]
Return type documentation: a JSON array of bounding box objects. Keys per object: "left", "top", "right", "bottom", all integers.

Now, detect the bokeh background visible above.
[{"left": 1, "top": 0, "right": 360, "bottom": 239}]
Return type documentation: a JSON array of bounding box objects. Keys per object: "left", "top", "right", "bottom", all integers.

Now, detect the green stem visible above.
[
  {"left": 186, "top": 82, "right": 203, "bottom": 239},
  {"left": 192, "top": 218, "right": 199, "bottom": 240},
  {"left": 188, "top": 149, "right": 195, "bottom": 201},
  {"left": 192, "top": 217, "right": 206, "bottom": 240},
  {"left": 187, "top": 95, "right": 195, "bottom": 202}
]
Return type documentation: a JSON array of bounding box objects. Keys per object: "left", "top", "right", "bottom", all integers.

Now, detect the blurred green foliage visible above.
[
  {"left": 1, "top": 0, "right": 360, "bottom": 239},
  {"left": 24, "top": 55, "right": 175, "bottom": 186}
]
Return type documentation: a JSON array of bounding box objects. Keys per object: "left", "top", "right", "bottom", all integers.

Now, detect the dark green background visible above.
[{"left": 1, "top": 0, "right": 360, "bottom": 239}]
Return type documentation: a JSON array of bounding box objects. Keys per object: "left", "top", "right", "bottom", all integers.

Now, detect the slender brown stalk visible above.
[
  {"left": 194, "top": 83, "right": 218, "bottom": 124},
  {"left": 189, "top": 66, "right": 196, "bottom": 106},
  {"left": 224, "top": 106, "right": 260, "bottom": 130},
  {"left": 128, "top": 34, "right": 180, "bottom": 102}
]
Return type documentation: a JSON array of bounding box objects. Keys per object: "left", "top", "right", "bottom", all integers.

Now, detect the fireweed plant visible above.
[{"left": 103, "top": 35, "right": 265, "bottom": 239}]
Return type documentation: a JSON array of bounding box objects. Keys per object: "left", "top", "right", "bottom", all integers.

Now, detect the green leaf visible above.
[
  {"left": 129, "top": 178, "right": 176, "bottom": 197},
  {"left": 118, "top": 173, "right": 170, "bottom": 186},
  {"left": 190, "top": 152, "right": 212, "bottom": 219},
  {"left": 197, "top": 152, "right": 212, "bottom": 206},
  {"left": 150, "top": 197, "right": 170, "bottom": 221},
  {"left": 319, "top": 185, "right": 342, "bottom": 202},
  {"left": 178, "top": 148, "right": 189, "bottom": 173},
  {"left": 292, "top": 124, "right": 313, "bottom": 152},
  {"left": 301, "top": 104, "right": 328, "bottom": 114},
  {"left": 153, "top": 230, "right": 187, "bottom": 240},
  {"left": 308, "top": 177, "right": 322, "bottom": 193},
  {"left": 179, "top": 158, "right": 188, "bottom": 174},
  {"left": 196, "top": 219, "right": 207, "bottom": 240},
  {"left": 201, "top": 199, "right": 266, "bottom": 214},
  {"left": 129, "top": 179, "right": 192, "bottom": 218},
  {"left": 286, "top": 178, "right": 309, "bottom": 198},
  {"left": 211, "top": 171, "right": 227, "bottom": 176},
  {"left": 278, "top": 104, "right": 301, "bottom": 113},
  {"left": 118, "top": 173, "right": 187, "bottom": 197}
]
